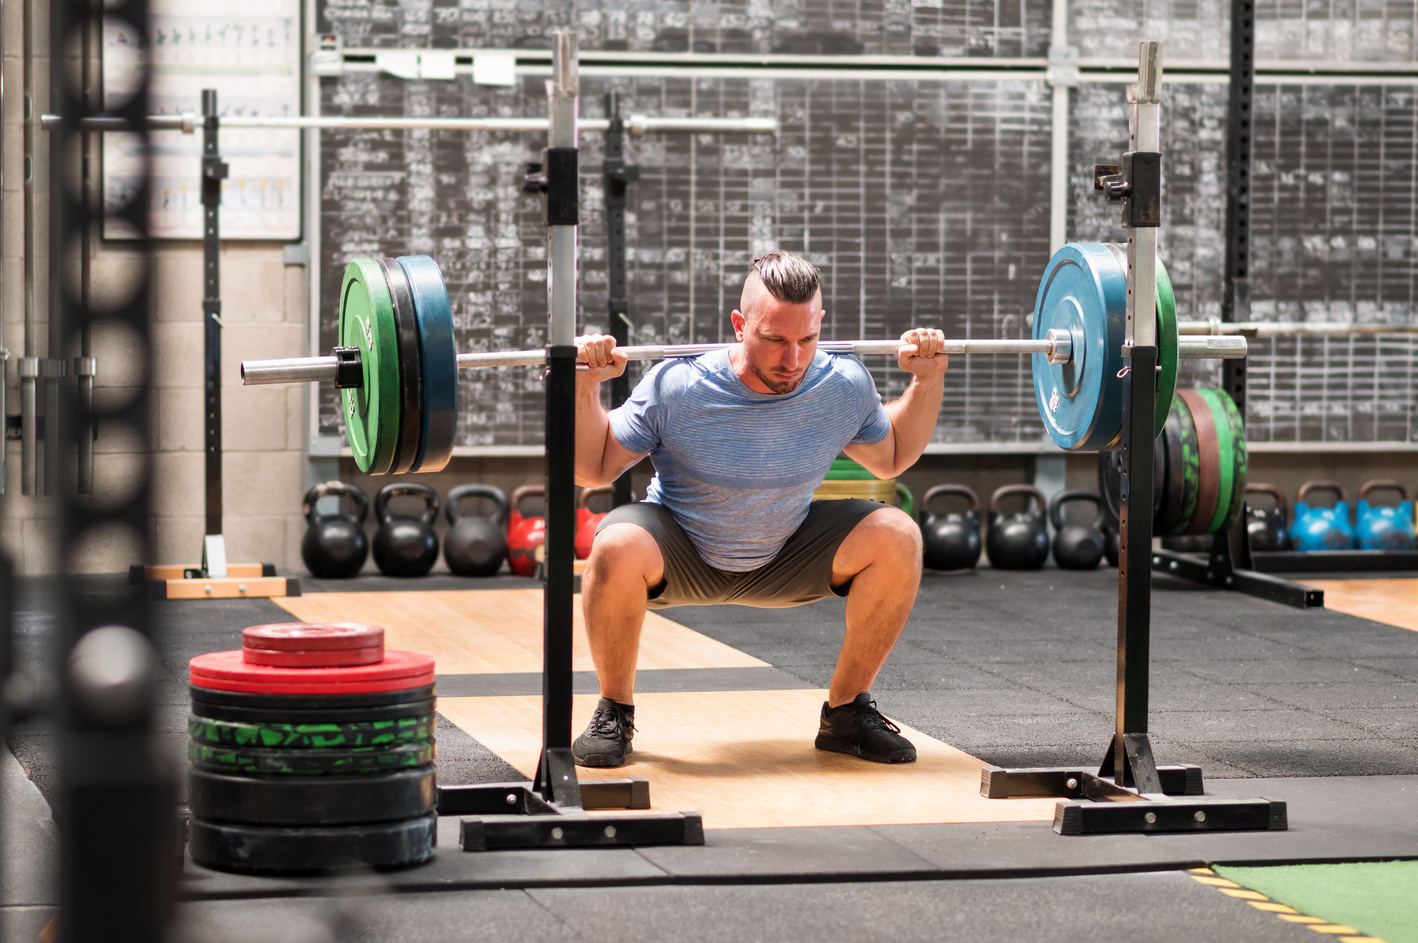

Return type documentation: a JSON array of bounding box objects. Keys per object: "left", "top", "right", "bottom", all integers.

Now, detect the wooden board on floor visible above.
[
  {"left": 276, "top": 589, "right": 767, "bottom": 673},
  {"left": 1305, "top": 579, "right": 1418, "bottom": 633},
  {"left": 438, "top": 690, "right": 1058, "bottom": 829}
]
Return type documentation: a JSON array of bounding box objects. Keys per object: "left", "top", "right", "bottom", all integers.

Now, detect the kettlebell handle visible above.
[
  {"left": 446, "top": 484, "right": 510, "bottom": 525},
  {"left": 510, "top": 485, "right": 547, "bottom": 518},
  {"left": 1297, "top": 480, "right": 1348, "bottom": 504},
  {"left": 920, "top": 485, "right": 979, "bottom": 522},
  {"left": 989, "top": 484, "right": 1046, "bottom": 517},
  {"left": 578, "top": 485, "right": 615, "bottom": 512},
  {"left": 302, "top": 480, "right": 369, "bottom": 523},
  {"left": 1244, "top": 483, "right": 1287, "bottom": 513},
  {"left": 374, "top": 482, "right": 441, "bottom": 525},
  {"left": 1048, "top": 489, "right": 1104, "bottom": 532},
  {"left": 1359, "top": 479, "right": 1411, "bottom": 503}
]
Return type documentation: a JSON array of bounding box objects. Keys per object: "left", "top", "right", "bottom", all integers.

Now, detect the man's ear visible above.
[{"left": 731, "top": 309, "right": 747, "bottom": 341}]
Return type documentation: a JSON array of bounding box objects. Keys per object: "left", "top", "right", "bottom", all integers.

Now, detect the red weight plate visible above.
[
  {"left": 242, "top": 623, "right": 385, "bottom": 652},
  {"left": 191, "top": 646, "right": 431, "bottom": 683},
  {"left": 188, "top": 673, "right": 436, "bottom": 696},
  {"left": 242, "top": 646, "right": 385, "bottom": 668},
  {"left": 1177, "top": 389, "right": 1220, "bottom": 536}
]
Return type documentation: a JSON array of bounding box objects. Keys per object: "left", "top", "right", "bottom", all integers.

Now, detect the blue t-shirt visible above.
[{"left": 609, "top": 348, "right": 893, "bottom": 571}]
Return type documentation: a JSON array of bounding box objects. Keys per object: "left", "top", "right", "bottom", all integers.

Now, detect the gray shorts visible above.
[{"left": 595, "top": 499, "right": 886, "bottom": 609}]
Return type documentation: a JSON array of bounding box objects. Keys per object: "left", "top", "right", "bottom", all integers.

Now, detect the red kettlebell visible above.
[
  {"left": 506, "top": 485, "right": 547, "bottom": 577},
  {"left": 575, "top": 486, "right": 615, "bottom": 560}
]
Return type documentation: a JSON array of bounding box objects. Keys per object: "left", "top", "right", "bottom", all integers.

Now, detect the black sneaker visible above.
[
  {"left": 815, "top": 694, "right": 916, "bottom": 764},
  {"left": 572, "top": 698, "right": 635, "bottom": 768}
]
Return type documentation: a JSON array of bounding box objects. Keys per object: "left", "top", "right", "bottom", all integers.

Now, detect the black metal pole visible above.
[
  {"left": 603, "top": 92, "right": 638, "bottom": 508},
  {"left": 202, "top": 90, "right": 226, "bottom": 539},
  {"left": 54, "top": 0, "right": 174, "bottom": 937},
  {"left": 541, "top": 346, "right": 578, "bottom": 763},
  {"left": 1114, "top": 344, "right": 1158, "bottom": 788}
]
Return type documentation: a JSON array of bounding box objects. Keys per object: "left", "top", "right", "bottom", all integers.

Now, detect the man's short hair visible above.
[{"left": 750, "top": 251, "right": 821, "bottom": 305}]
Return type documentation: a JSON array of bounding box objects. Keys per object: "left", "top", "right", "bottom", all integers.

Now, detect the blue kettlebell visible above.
[
  {"left": 1290, "top": 480, "right": 1356, "bottom": 552},
  {"left": 1356, "top": 480, "right": 1417, "bottom": 551}
]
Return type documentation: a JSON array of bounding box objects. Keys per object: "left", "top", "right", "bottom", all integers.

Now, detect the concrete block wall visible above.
[{"left": 0, "top": 6, "right": 310, "bottom": 574}]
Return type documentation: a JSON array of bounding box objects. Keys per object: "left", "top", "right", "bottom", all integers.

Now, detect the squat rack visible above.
[{"left": 984, "top": 42, "right": 1288, "bottom": 836}]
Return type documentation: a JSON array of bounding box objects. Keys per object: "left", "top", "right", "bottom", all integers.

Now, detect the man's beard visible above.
[{"left": 749, "top": 361, "right": 805, "bottom": 394}]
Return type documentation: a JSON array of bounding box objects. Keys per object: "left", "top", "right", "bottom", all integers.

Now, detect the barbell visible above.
[{"left": 239, "top": 243, "right": 1248, "bottom": 474}]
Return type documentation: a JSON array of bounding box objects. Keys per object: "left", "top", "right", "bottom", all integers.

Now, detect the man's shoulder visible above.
[
  {"left": 819, "top": 352, "right": 877, "bottom": 389},
  {"left": 638, "top": 354, "right": 719, "bottom": 401}
]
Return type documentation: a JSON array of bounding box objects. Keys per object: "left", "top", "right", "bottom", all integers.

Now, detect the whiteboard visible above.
[{"left": 102, "top": 0, "right": 302, "bottom": 240}]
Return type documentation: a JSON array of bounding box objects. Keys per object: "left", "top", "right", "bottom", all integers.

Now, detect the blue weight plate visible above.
[
  {"left": 1032, "top": 243, "right": 1127, "bottom": 451},
  {"left": 398, "top": 256, "right": 458, "bottom": 473}
]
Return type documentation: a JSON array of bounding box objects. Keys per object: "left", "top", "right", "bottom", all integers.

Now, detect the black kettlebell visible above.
[
  {"left": 372, "top": 483, "right": 440, "bottom": 577},
  {"left": 1102, "top": 522, "right": 1120, "bottom": 567},
  {"left": 444, "top": 484, "right": 510, "bottom": 577},
  {"left": 300, "top": 481, "right": 370, "bottom": 578},
  {"left": 1245, "top": 483, "right": 1290, "bottom": 552},
  {"left": 985, "top": 484, "right": 1050, "bottom": 570},
  {"left": 919, "top": 485, "right": 982, "bottom": 571},
  {"left": 1049, "top": 490, "right": 1106, "bottom": 571}
]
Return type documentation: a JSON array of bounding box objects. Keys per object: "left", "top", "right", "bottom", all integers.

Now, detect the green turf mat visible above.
[{"left": 1216, "top": 861, "right": 1418, "bottom": 943}]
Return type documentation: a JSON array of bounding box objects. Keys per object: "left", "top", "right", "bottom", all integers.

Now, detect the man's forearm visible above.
[
  {"left": 882, "top": 374, "right": 945, "bottom": 476},
  {"left": 575, "top": 379, "right": 615, "bottom": 486}
]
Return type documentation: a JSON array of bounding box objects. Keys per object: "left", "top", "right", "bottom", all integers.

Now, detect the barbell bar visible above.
[{"left": 240, "top": 332, "right": 1245, "bottom": 387}]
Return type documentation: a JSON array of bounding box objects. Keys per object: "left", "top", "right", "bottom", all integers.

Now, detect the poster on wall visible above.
[{"left": 102, "top": 0, "right": 302, "bottom": 240}]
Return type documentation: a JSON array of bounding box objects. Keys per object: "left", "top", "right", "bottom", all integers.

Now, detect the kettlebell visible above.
[
  {"left": 372, "top": 483, "right": 441, "bottom": 577},
  {"left": 1356, "top": 480, "right": 1417, "bottom": 551},
  {"left": 985, "top": 484, "right": 1050, "bottom": 570},
  {"left": 506, "top": 485, "right": 547, "bottom": 578},
  {"left": 1245, "top": 483, "right": 1291, "bottom": 552},
  {"left": 1102, "top": 522, "right": 1119, "bottom": 568},
  {"left": 1048, "top": 490, "right": 1106, "bottom": 571},
  {"left": 1291, "top": 481, "right": 1356, "bottom": 552},
  {"left": 444, "top": 484, "right": 510, "bottom": 576},
  {"left": 919, "top": 485, "right": 982, "bottom": 571},
  {"left": 300, "top": 481, "right": 370, "bottom": 578},
  {"left": 575, "top": 486, "right": 615, "bottom": 560}
]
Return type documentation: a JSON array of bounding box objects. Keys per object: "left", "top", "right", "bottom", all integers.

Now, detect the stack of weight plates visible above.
[
  {"left": 1098, "top": 387, "right": 1248, "bottom": 538},
  {"left": 187, "top": 623, "right": 439, "bottom": 874}
]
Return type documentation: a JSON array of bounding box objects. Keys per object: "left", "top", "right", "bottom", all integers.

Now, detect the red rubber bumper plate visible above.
[
  {"left": 242, "top": 646, "right": 386, "bottom": 668},
  {"left": 242, "top": 623, "right": 385, "bottom": 652},
  {"left": 190, "top": 650, "right": 434, "bottom": 695}
]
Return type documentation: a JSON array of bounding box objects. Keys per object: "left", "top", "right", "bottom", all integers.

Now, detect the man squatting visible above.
[{"left": 570, "top": 250, "right": 947, "bottom": 768}]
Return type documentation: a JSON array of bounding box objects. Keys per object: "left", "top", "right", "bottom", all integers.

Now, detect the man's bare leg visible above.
[
  {"left": 826, "top": 507, "right": 924, "bottom": 708},
  {"left": 580, "top": 522, "right": 665, "bottom": 705}
]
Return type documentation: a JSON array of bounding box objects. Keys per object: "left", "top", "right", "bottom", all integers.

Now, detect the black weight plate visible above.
[
  {"left": 189, "top": 713, "right": 435, "bottom": 750},
  {"left": 189, "top": 766, "right": 436, "bottom": 826},
  {"left": 398, "top": 255, "right": 457, "bottom": 473},
  {"left": 190, "top": 740, "right": 435, "bottom": 776},
  {"left": 187, "top": 696, "right": 435, "bottom": 726},
  {"left": 1155, "top": 404, "right": 1187, "bottom": 536},
  {"left": 380, "top": 259, "right": 424, "bottom": 476},
  {"left": 1097, "top": 433, "right": 1164, "bottom": 527},
  {"left": 191, "top": 683, "right": 434, "bottom": 714},
  {"left": 189, "top": 813, "right": 436, "bottom": 875}
]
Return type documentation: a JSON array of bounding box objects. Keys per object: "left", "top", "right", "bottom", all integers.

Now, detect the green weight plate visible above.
[
  {"left": 1170, "top": 394, "right": 1201, "bottom": 536},
  {"left": 380, "top": 259, "right": 424, "bottom": 476},
  {"left": 339, "top": 260, "right": 401, "bottom": 475},
  {"left": 827, "top": 457, "right": 877, "bottom": 481},
  {"left": 189, "top": 714, "right": 435, "bottom": 750},
  {"left": 398, "top": 256, "right": 458, "bottom": 473},
  {"left": 188, "top": 766, "right": 436, "bottom": 826},
  {"left": 1033, "top": 243, "right": 1127, "bottom": 451},
  {"left": 1154, "top": 257, "right": 1179, "bottom": 437},
  {"left": 1198, "top": 388, "right": 1235, "bottom": 536},
  {"left": 189, "top": 739, "right": 435, "bottom": 776},
  {"left": 1217, "top": 389, "right": 1248, "bottom": 532},
  {"left": 188, "top": 813, "right": 437, "bottom": 874}
]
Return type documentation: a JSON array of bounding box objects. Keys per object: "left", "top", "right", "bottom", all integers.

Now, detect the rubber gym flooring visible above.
[{"left": 5, "top": 566, "right": 1418, "bottom": 942}]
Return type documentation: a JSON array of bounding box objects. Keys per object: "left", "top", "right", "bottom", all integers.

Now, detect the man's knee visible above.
[
  {"left": 587, "top": 522, "right": 664, "bottom": 585},
  {"left": 836, "top": 507, "right": 923, "bottom": 580}
]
